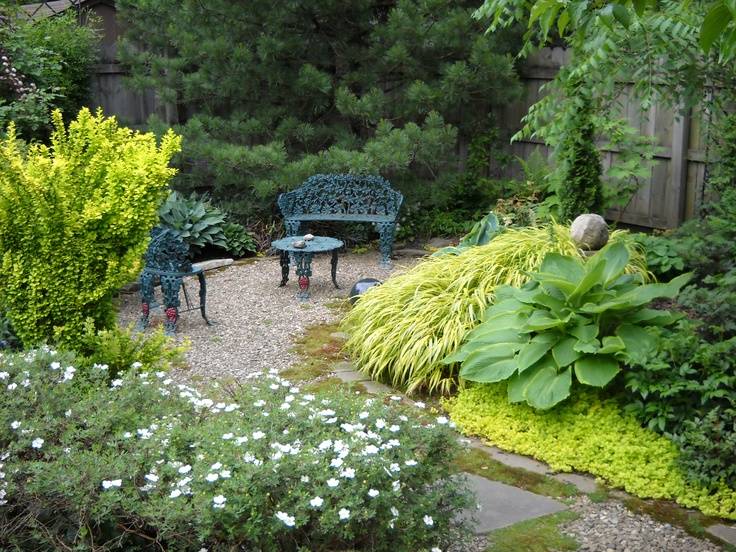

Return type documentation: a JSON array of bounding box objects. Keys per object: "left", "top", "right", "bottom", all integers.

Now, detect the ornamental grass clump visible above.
[
  {"left": 0, "top": 348, "right": 473, "bottom": 551},
  {"left": 0, "top": 109, "right": 181, "bottom": 347},
  {"left": 342, "top": 222, "right": 646, "bottom": 394}
]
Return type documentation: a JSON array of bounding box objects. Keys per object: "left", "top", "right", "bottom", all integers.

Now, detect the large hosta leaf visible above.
[
  {"left": 517, "top": 333, "right": 556, "bottom": 372},
  {"left": 574, "top": 355, "right": 620, "bottom": 387},
  {"left": 507, "top": 365, "right": 539, "bottom": 403},
  {"left": 552, "top": 337, "right": 581, "bottom": 367},
  {"left": 460, "top": 357, "right": 518, "bottom": 383},
  {"left": 580, "top": 273, "right": 692, "bottom": 313},
  {"left": 616, "top": 324, "right": 656, "bottom": 364},
  {"left": 524, "top": 364, "right": 572, "bottom": 410}
]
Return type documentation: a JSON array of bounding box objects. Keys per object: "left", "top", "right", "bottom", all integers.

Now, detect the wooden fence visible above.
[{"left": 494, "top": 48, "right": 710, "bottom": 229}]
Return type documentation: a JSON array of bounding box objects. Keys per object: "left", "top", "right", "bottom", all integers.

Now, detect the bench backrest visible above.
[
  {"left": 144, "top": 226, "right": 193, "bottom": 274},
  {"left": 278, "top": 174, "right": 403, "bottom": 219}
]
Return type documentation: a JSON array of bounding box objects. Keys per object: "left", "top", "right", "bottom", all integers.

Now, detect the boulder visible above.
[{"left": 570, "top": 214, "right": 609, "bottom": 250}]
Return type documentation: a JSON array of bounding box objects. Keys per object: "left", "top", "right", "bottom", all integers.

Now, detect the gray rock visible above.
[
  {"left": 426, "top": 237, "right": 454, "bottom": 249},
  {"left": 570, "top": 214, "right": 609, "bottom": 250},
  {"left": 706, "top": 523, "right": 736, "bottom": 546}
]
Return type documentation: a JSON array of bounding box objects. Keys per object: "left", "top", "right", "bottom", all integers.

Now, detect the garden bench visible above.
[
  {"left": 137, "top": 227, "right": 211, "bottom": 335},
  {"left": 277, "top": 174, "right": 403, "bottom": 267}
]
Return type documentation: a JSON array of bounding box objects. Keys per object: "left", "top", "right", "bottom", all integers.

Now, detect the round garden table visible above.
[{"left": 270, "top": 236, "right": 344, "bottom": 300}]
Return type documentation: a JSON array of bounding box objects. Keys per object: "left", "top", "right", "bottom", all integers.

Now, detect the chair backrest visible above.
[
  {"left": 143, "top": 227, "right": 193, "bottom": 274},
  {"left": 277, "top": 174, "right": 403, "bottom": 218}
]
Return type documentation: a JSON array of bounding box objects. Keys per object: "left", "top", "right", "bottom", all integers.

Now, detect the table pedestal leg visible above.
[
  {"left": 294, "top": 252, "right": 313, "bottom": 301},
  {"left": 331, "top": 250, "right": 340, "bottom": 289},
  {"left": 279, "top": 250, "right": 290, "bottom": 286}
]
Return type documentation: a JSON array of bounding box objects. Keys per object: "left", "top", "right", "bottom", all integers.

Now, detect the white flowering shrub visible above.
[{"left": 0, "top": 348, "right": 473, "bottom": 551}]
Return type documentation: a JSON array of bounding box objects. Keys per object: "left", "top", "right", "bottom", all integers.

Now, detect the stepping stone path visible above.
[{"left": 461, "top": 473, "right": 566, "bottom": 534}]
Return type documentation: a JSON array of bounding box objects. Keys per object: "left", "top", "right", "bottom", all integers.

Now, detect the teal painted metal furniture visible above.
[
  {"left": 271, "top": 236, "right": 344, "bottom": 300},
  {"left": 138, "top": 227, "right": 211, "bottom": 335},
  {"left": 277, "top": 174, "right": 403, "bottom": 268}
]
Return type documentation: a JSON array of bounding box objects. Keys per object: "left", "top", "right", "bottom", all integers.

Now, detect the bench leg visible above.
[
  {"left": 294, "top": 252, "right": 313, "bottom": 301},
  {"left": 331, "top": 249, "right": 340, "bottom": 289},
  {"left": 376, "top": 222, "right": 396, "bottom": 268},
  {"left": 160, "top": 274, "right": 182, "bottom": 336},
  {"left": 285, "top": 219, "right": 302, "bottom": 237}
]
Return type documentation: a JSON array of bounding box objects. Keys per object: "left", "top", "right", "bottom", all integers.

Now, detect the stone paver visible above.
[
  {"left": 332, "top": 361, "right": 356, "bottom": 373},
  {"left": 706, "top": 523, "right": 736, "bottom": 547},
  {"left": 468, "top": 440, "right": 550, "bottom": 476},
  {"left": 359, "top": 380, "right": 394, "bottom": 394},
  {"left": 553, "top": 473, "right": 598, "bottom": 494},
  {"left": 461, "top": 472, "right": 567, "bottom": 534},
  {"left": 335, "top": 370, "right": 369, "bottom": 383}
]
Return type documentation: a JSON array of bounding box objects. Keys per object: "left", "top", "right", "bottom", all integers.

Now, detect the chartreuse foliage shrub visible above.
[
  {"left": 449, "top": 243, "right": 688, "bottom": 409},
  {"left": 0, "top": 109, "right": 181, "bottom": 347},
  {"left": 445, "top": 385, "right": 736, "bottom": 520},
  {"left": 0, "top": 349, "right": 472, "bottom": 551},
  {"left": 342, "top": 222, "right": 646, "bottom": 394}
]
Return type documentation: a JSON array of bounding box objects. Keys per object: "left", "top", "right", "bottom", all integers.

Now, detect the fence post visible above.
[{"left": 668, "top": 107, "right": 691, "bottom": 227}]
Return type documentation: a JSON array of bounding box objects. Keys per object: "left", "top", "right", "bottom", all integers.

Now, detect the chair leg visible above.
[
  {"left": 160, "top": 274, "right": 182, "bottom": 336},
  {"left": 377, "top": 222, "right": 396, "bottom": 268},
  {"left": 197, "top": 272, "right": 211, "bottom": 325},
  {"left": 137, "top": 271, "right": 155, "bottom": 331}
]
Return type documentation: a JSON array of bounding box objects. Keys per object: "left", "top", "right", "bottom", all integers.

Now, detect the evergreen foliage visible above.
[
  {"left": 0, "top": 109, "right": 181, "bottom": 347},
  {"left": 116, "top": 0, "right": 523, "bottom": 221}
]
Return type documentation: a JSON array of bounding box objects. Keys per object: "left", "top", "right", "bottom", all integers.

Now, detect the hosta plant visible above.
[
  {"left": 448, "top": 242, "right": 690, "bottom": 409},
  {"left": 158, "top": 191, "right": 227, "bottom": 252},
  {"left": 222, "top": 221, "right": 258, "bottom": 257}
]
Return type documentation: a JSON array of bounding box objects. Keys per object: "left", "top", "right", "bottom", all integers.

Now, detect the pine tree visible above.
[{"left": 116, "top": 0, "right": 522, "bottom": 220}]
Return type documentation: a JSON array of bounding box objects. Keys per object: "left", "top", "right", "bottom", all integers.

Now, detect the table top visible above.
[{"left": 271, "top": 235, "right": 344, "bottom": 253}]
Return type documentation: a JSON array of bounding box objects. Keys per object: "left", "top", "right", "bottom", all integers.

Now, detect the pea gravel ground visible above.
[
  {"left": 118, "top": 251, "right": 418, "bottom": 380},
  {"left": 118, "top": 252, "right": 727, "bottom": 551}
]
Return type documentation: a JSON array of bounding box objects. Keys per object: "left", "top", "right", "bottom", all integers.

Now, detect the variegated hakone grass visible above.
[{"left": 341, "top": 223, "right": 649, "bottom": 395}]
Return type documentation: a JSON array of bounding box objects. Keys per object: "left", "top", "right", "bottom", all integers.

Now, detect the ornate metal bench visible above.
[
  {"left": 277, "top": 174, "right": 403, "bottom": 267},
  {"left": 137, "top": 227, "right": 210, "bottom": 335}
]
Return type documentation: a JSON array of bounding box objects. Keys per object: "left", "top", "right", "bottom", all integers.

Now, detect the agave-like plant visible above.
[{"left": 448, "top": 242, "right": 690, "bottom": 409}]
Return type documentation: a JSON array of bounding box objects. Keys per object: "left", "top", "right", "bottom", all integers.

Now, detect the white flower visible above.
[
  {"left": 340, "top": 423, "right": 355, "bottom": 433},
  {"left": 178, "top": 465, "right": 192, "bottom": 474},
  {"left": 212, "top": 495, "right": 226, "bottom": 509},
  {"left": 326, "top": 478, "right": 339, "bottom": 488},
  {"left": 310, "top": 496, "right": 324, "bottom": 508},
  {"left": 101, "top": 479, "right": 122, "bottom": 489},
  {"left": 269, "top": 383, "right": 279, "bottom": 390},
  {"left": 362, "top": 445, "right": 379, "bottom": 455},
  {"left": 392, "top": 480, "right": 401, "bottom": 492},
  {"left": 432, "top": 548, "right": 442, "bottom": 552},
  {"left": 318, "top": 439, "right": 333, "bottom": 451},
  {"left": 50, "top": 362, "right": 60, "bottom": 370},
  {"left": 303, "top": 394, "right": 315, "bottom": 401},
  {"left": 414, "top": 401, "right": 426, "bottom": 409},
  {"left": 131, "top": 361, "right": 142, "bottom": 369},
  {"left": 0, "top": 372, "right": 7, "bottom": 380},
  {"left": 235, "top": 436, "right": 248, "bottom": 445},
  {"left": 279, "top": 402, "right": 290, "bottom": 410},
  {"left": 252, "top": 431, "right": 265, "bottom": 440},
  {"left": 436, "top": 416, "right": 448, "bottom": 425},
  {"left": 318, "top": 409, "right": 335, "bottom": 417},
  {"left": 375, "top": 419, "right": 386, "bottom": 429},
  {"left": 7, "top": 383, "right": 16, "bottom": 391},
  {"left": 330, "top": 458, "right": 344, "bottom": 468},
  {"left": 358, "top": 411, "right": 369, "bottom": 419},
  {"left": 65, "top": 409, "right": 72, "bottom": 417},
  {"left": 340, "top": 467, "right": 355, "bottom": 479},
  {"left": 389, "top": 425, "right": 400, "bottom": 432},
  {"left": 338, "top": 508, "right": 350, "bottom": 521},
  {"left": 224, "top": 403, "right": 238, "bottom": 412},
  {"left": 423, "top": 515, "right": 434, "bottom": 527},
  {"left": 405, "top": 459, "right": 418, "bottom": 466},
  {"left": 368, "top": 489, "right": 379, "bottom": 498},
  {"left": 390, "top": 506, "right": 399, "bottom": 517},
  {"left": 222, "top": 433, "right": 234, "bottom": 440},
  {"left": 254, "top": 399, "right": 266, "bottom": 407},
  {"left": 211, "top": 462, "right": 222, "bottom": 470},
  {"left": 31, "top": 438, "right": 44, "bottom": 449},
  {"left": 169, "top": 489, "right": 182, "bottom": 498},
  {"left": 145, "top": 473, "right": 159, "bottom": 483},
  {"left": 111, "top": 379, "right": 123, "bottom": 388},
  {"left": 389, "top": 463, "right": 400, "bottom": 473},
  {"left": 177, "top": 477, "right": 192, "bottom": 487},
  {"left": 205, "top": 473, "right": 219, "bottom": 482},
  {"left": 275, "top": 511, "right": 295, "bottom": 527},
  {"left": 220, "top": 470, "right": 231, "bottom": 478},
  {"left": 390, "top": 395, "right": 402, "bottom": 401},
  {"left": 10, "top": 421, "right": 20, "bottom": 430}
]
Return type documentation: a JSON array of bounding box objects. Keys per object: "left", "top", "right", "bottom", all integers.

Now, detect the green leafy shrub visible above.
[
  {"left": 0, "top": 311, "right": 19, "bottom": 351},
  {"left": 675, "top": 407, "right": 736, "bottom": 490},
  {"left": 0, "top": 349, "right": 473, "bottom": 550},
  {"left": 632, "top": 233, "right": 685, "bottom": 280},
  {"left": 445, "top": 384, "right": 736, "bottom": 519},
  {"left": 450, "top": 243, "right": 688, "bottom": 409},
  {"left": 222, "top": 221, "right": 258, "bottom": 257},
  {"left": 342, "top": 223, "right": 646, "bottom": 394},
  {"left": 0, "top": 8, "right": 99, "bottom": 140},
  {"left": 625, "top": 320, "right": 736, "bottom": 488},
  {"left": 0, "top": 109, "right": 181, "bottom": 347},
  {"left": 76, "top": 321, "right": 187, "bottom": 380},
  {"left": 158, "top": 191, "right": 227, "bottom": 252},
  {"left": 677, "top": 269, "right": 736, "bottom": 340}
]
